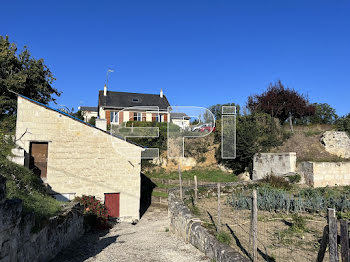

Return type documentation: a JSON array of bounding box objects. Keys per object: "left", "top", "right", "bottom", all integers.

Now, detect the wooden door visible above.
[
  {"left": 30, "top": 142, "right": 48, "bottom": 180},
  {"left": 104, "top": 193, "right": 120, "bottom": 218}
]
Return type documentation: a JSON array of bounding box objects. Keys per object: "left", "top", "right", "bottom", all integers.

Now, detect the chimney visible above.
[
  {"left": 104, "top": 84, "right": 107, "bottom": 96},
  {"left": 160, "top": 89, "right": 163, "bottom": 98}
]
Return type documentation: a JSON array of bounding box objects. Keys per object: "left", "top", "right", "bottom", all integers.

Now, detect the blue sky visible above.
[{"left": 2, "top": 0, "right": 350, "bottom": 115}]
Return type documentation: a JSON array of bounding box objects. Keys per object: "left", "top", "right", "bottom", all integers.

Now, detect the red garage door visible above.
[{"left": 104, "top": 193, "right": 120, "bottom": 218}]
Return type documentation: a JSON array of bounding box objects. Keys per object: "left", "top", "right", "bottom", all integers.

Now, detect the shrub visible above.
[
  {"left": 75, "top": 195, "right": 110, "bottom": 230},
  {"left": 262, "top": 174, "right": 291, "bottom": 190},
  {"left": 216, "top": 231, "right": 232, "bottom": 245},
  {"left": 287, "top": 174, "right": 301, "bottom": 184},
  {"left": 291, "top": 214, "right": 306, "bottom": 232},
  {"left": 217, "top": 113, "right": 286, "bottom": 174}
]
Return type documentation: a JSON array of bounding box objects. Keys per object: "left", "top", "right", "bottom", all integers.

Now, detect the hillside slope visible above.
[{"left": 271, "top": 125, "right": 347, "bottom": 162}]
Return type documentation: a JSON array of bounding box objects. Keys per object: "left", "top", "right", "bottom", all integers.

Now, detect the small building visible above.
[
  {"left": 14, "top": 94, "right": 143, "bottom": 221},
  {"left": 78, "top": 106, "right": 98, "bottom": 122},
  {"left": 98, "top": 86, "right": 170, "bottom": 127},
  {"left": 170, "top": 112, "right": 190, "bottom": 129}
]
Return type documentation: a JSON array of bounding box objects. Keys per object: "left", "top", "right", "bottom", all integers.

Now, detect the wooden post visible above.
[
  {"left": 250, "top": 189, "right": 258, "bottom": 262},
  {"left": 328, "top": 208, "right": 339, "bottom": 262},
  {"left": 194, "top": 175, "right": 198, "bottom": 204},
  {"left": 316, "top": 225, "right": 329, "bottom": 262},
  {"left": 217, "top": 183, "right": 221, "bottom": 232},
  {"left": 340, "top": 220, "right": 349, "bottom": 262},
  {"left": 178, "top": 165, "right": 183, "bottom": 200}
]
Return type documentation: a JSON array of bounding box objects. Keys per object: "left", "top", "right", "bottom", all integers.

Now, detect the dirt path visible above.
[{"left": 52, "top": 207, "right": 209, "bottom": 262}]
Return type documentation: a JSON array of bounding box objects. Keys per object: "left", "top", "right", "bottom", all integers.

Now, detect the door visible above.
[
  {"left": 104, "top": 193, "right": 120, "bottom": 218},
  {"left": 30, "top": 142, "right": 48, "bottom": 180}
]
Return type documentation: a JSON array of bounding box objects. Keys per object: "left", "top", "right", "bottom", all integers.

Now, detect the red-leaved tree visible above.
[{"left": 247, "top": 80, "right": 315, "bottom": 124}]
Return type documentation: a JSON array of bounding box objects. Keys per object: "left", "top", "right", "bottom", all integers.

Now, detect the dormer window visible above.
[{"left": 132, "top": 98, "right": 139, "bottom": 102}]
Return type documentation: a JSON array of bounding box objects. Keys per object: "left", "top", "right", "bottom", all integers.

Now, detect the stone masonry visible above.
[
  {"left": 321, "top": 131, "right": 350, "bottom": 159},
  {"left": 15, "top": 96, "right": 143, "bottom": 221},
  {"left": 253, "top": 152, "right": 296, "bottom": 180},
  {"left": 0, "top": 175, "right": 85, "bottom": 262}
]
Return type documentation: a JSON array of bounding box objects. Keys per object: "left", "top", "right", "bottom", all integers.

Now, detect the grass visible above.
[
  {"left": 216, "top": 231, "right": 232, "bottom": 245},
  {"left": 146, "top": 168, "right": 238, "bottom": 183},
  {"left": 0, "top": 158, "right": 62, "bottom": 230},
  {"left": 152, "top": 191, "right": 168, "bottom": 198}
]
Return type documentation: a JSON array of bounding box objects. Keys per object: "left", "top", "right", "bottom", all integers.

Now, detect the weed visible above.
[
  {"left": 287, "top": 174, "right": 301, "bottom": 184},
  {"left": 165, "top": 227, "right": 169, "bottom": 232},
  {"left": 216, "top": 231, "right": 232, "bottom": 245},
  {"left": 262, "top": 174, "right": 291, "bottom": 190}
]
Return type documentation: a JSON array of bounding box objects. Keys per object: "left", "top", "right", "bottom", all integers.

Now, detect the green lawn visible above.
[{"left": 146, "top": 168, "right": 238, "bottom": 183}]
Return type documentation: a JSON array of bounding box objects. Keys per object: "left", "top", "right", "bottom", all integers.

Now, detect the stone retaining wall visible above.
[
  {"left": 168, "top": 182, "right": 250, "bottom": 262},
  {"left": 321, "top": 131, "right": 350, "bottom": 159},
  {"left": 253, "top": 152, "right": 296, "bottom": 180},
  {"left": 0, "top": 175, "right": 85, "bottom": 262},
  {"left": 298, "top": 161, "right": 350, "bottom": 187}
]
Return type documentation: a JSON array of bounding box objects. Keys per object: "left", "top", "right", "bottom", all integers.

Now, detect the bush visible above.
[
  {"left": 336, "top": 114, "right": 350, "bottom": 136},
  {"left": 217, "top": 113, "right": 286, "bottom": 174},
  {"left": 216, "top": 231, "right": 232, "bottom": 245},
  {"left": 262, "top": 174, "right": 291, "bottom": 190},
  {"left": 0, "top": 158, "right": 62, "bottom": 230},
  {"left": 287, "top": 174, "right": 301, "bottom": 184},
  {"left": 75, "top": 195, "right": 110, "bottom": 230}
]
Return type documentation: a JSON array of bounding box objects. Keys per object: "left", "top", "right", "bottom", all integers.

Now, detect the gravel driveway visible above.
[{"left": 52, "top": 207, "right": 209, "bottom": 262}]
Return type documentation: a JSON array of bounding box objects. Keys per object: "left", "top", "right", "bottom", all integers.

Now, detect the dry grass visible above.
[
  {"left": 194, "top": 197, "right": 328, "bottom": 262},
  {"left": 271, "top": 125, "right": 348, "bottom": 162}
]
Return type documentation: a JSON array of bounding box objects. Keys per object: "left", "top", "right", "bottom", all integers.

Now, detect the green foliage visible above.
[
  {"left": 308, "top": 103, "right": 338, "bottom": 124},
  {"left": 217, "top": 113, "right": 286, "bottom": 174},
  {"left": 88, "top": 116, "right": 96, "bottom": 126},
  {"left": 0, "top": 35, "right": 60, "bottom": 120},
  {"left": 290, "top": 214, "right": 306, "bottom": 232},
  {"left": 73, "top": 110, "right": 85, "bottom": 121},
  {"left": 336, "top": 114, "right": 350, "bottom": 136},
  {"left": 287, "top": 174, "right": 301, "bottom": 184},
  {"left": 229, "top": 185, "right": 350, "bottom": 214},
  {"left": 216, "top": 231, "right": 232, "bottom": 245},
  {"left": 208, "top": 103, "right": 240, "bottom": 120},
  {"left": 115, "top": 121, "right": 180, "bottom": 153},
  {"left": 261, "top": 174, "right": 291, "bottom": 190},
  {"left": 0, "top": 158, "right": 62, "bottom": 230}
]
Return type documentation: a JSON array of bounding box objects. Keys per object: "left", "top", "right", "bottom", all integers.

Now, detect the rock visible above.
[
  {"left": 320, "top": 131, "right": 350, "bottom": 159},
  {"left": 237, "top": 172, "right": 251, "bottom": 181}
]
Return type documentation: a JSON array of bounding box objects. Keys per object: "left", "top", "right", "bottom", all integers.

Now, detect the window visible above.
[
  {"left": 110, "top": 111, "right": 119, "bottom": 123},
  {"left": 132, "top": 98, "right": 139, "bottom": 102},
  {"left": 134, "top": 112, "right": 142, "bottom": 121},
  {"left": 156, "top": 114, "right": 161, "bottom": 122}
]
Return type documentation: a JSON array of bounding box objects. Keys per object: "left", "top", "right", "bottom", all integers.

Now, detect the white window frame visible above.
[{"left": 111, "top": 111, "right": 119, "bottom": 124}]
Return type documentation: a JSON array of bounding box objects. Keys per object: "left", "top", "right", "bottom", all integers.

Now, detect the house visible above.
[
  {"left": 97, "top": 86, "right": 170, "bottom": 130},
  {"left": 170, "top": 112, "right": 191, "bottom": 129},
  {"left": 14, "top": 94, "right": 143, "bottom": 221},
  {"left": 78, "top": 106, "right": 98, "bottom": 122}
]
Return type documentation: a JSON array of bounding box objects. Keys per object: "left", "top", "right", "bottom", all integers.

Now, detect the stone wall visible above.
[
  {"left": 253, "top": 152, "right": 296, "bottom": 180},
  {"left": 15, "top": 96, "right": 142, "bottom": 220},
  {"left": 321, "top": 131, "right": 350, "bottom": 159},
  {"left": 0, "top": 175, "right": 84, "bottom": 262},
  {"left": 298, "top": 161, "right": 350, "bottom": 187},
  {"left": 168, "top": 185, "right": 249, "bottom": 262}
]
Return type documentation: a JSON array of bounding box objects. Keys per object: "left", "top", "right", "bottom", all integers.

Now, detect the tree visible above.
[
  {"left": 0, "top": 35, "right": 60, "bottom": 120},
  {"left": 217, "top": 113, "right": 286, "bottom": 174},
  {"left": 209, "top": 103, "right": 240, "bottom": 120},
  {"left": 336, "top": 114, "right": 350, "bottom": 136},
  {"left": 88, "top": 116, "right": 96, "bottom": 126},
  {"left": 247, "top": 80, "right": 315, "bottom": 124},
  {"left": 309, "top": 103, "right": 338, "bottom": 124}
]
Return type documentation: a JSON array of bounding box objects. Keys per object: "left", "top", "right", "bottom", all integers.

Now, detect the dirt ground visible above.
[
  {"left": 52, "top": 206, "right": 210, "bottom": 262},
  {"left": 194, "top": 197, "right": 328, "bottom": 262}
]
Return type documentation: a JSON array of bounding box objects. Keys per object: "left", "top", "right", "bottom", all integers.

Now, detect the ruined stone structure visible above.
[
  {"left": 320, "top": 131, "right": 350, "bottom": 159},
  {"left": 298, "top": 161, "right": 350, "bottom": 187},
  {"left": 252, "top": 152, "right": 297, "bottom": 180},
  {"left": 0, "top": 175, "right": 84, "bottom": 262}
]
